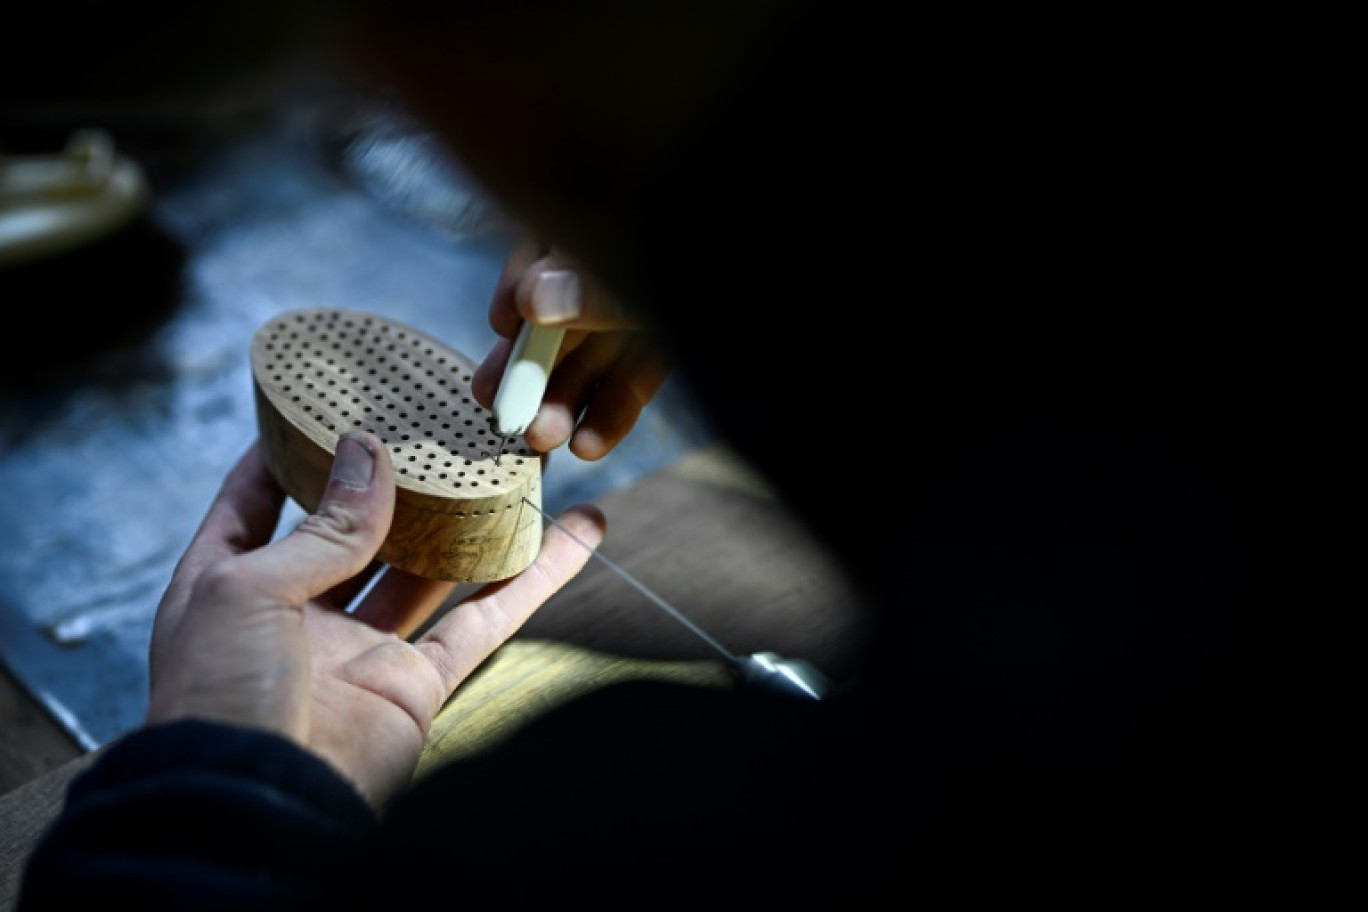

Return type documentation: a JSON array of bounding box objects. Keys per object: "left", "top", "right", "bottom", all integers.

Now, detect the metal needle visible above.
[{"left": 521, "top": 497, "right": 831, "bottom": 700}]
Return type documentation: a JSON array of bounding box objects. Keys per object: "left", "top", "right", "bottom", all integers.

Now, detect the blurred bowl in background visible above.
[{"left": 319, "top": 93, "right": 518, "bottom": 245}]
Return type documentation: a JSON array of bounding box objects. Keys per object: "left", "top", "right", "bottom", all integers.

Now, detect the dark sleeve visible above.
[{"left": 17, "top": 719, "right": 378, "bottom": 912}]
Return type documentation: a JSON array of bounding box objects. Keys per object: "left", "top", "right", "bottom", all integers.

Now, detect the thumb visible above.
[
  {"left": 238, "top": 432, "right": 397, "bottom": 606},
  {"left": 518, "top": 252, "right": 639, "bottom": 331}
]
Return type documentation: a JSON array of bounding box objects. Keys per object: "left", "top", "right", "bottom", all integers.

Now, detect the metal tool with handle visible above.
[
  {"left": 490, "top": 321, "right": 565, "bottom": 463},
  {"left": 490, "top": 318, "right": 832, "bottom": 699}
]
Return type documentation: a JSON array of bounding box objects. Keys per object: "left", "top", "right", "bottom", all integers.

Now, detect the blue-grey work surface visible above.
[{"left": 0, "top": 84, "right": 714, "bottom": 750}]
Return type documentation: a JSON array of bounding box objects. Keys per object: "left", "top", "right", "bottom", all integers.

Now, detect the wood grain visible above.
[
  {"left": 0, "top": 668, "right": 81, "bottom": 800},
  {"left": 0, "top": 752, "right": 95, "bottom": 912},
  {"left": 417, "top": 640, "right": 733, "bottom": 778},
  {"left": 416, "top": 442, "right": 871, "bottom": 777},
  {"left": 251, "top": 308, "right": 543, "bottom": 583}
]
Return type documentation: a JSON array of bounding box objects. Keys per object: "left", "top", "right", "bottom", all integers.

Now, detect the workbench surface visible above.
[
  {"left": 0, "top": 72, "right": 869, "bottom": 907},
  {"left": 0, "top": 73, "right": 713, "bottom": 754},
  {"left": 0, "top": 442, "right": 870, "bottom": 911}
]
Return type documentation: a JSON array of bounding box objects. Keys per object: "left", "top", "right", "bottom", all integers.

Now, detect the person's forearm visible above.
[{"left": 17, "top": 719, "right": 377, "bottom": 911}]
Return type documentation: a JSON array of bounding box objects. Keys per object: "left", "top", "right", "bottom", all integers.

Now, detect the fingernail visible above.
[
  {"left": 332, "top": 433, "right": 375, "bottom": 489},
  {"left": 530, "top": 269, "right": 581, "bottom": 323}
]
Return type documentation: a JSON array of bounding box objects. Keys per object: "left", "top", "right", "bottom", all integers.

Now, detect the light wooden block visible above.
[{"left": 251, "top": 307, "right": 542, "bottom": 582}]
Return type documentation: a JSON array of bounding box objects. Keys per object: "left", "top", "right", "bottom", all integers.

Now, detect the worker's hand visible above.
[
  {"left": 145, "top": 431, "right": 604, "bottom": 810},
  {"left": 472, "top": 235, "right": 672, "bottom": 460}
]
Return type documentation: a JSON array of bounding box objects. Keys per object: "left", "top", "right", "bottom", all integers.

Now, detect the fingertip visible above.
[
  {"left": 471, "top": 337, "right": 513, "bottom": 408},
  {"left": 568, "top": 427, "right": 612, "bottom": 462},
  {"left": 520, "top": 252, "right": 635, "bottom": 331},
  {"left": 524, "top": 403, "right": 577, "bottom": 453},
  {"left": 240, "top": 429, "right": 396, "bottom": 602},
  {"left": 316, "top": 430, "right": 395, "bottom": 532},
  {"left": 555, "top": 502, "right": 607, "bottom": 546},
  {"left": 489, "top": 294, "right": 524, "bottom": 339},
  {"left": 526, "top": 267, "right": 582, "bottom": 324},
  {"left": 331, "top": 431, "right": 379, "bottom": 490},
  {"left": 470, "top": 360, "right": 496, "bottom": 407}
]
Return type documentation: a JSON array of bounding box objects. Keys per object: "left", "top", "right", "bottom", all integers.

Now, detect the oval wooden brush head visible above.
[{"left": 250, "top": 307, "right": 542, "bottom": 583}]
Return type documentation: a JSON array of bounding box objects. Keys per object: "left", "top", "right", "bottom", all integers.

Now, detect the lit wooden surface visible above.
[
  {"left": 418, "top": 640, "right": 732, "bottom": 778},
  {"left": 0, "top": 442, "right": 868, "bottom": 910}
]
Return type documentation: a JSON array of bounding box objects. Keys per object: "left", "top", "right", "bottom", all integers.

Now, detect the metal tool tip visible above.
[{"left": 733, "top": 652, "right": 830, "bottom": 701}]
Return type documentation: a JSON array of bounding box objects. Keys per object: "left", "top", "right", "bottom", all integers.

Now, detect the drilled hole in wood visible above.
[
  {"left": 252, "top": 309, "right": 536, "bottom": 490},
  {"left": 253, "top": 307, "right": 543, "bottom": 582}
]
